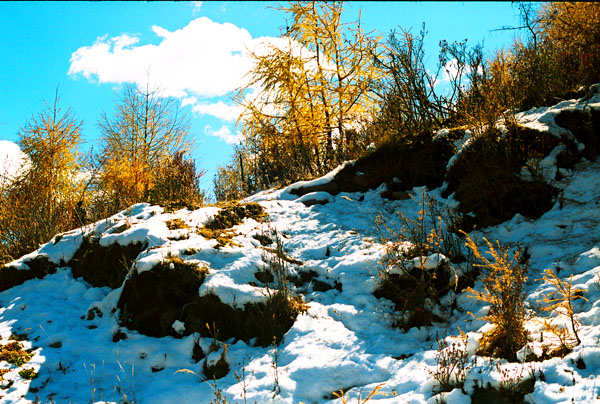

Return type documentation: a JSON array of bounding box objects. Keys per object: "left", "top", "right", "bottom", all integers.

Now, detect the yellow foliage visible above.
[
  {"left": 455, "top": 2, "right": 600, "bottom": 132},
  {"left": 538, "top": 268, "right": 587, "bottom": 349},
  {"left": 100, "top": 157, "right": 153, "bottom": 208},
  {"left": 0, "top": 93, "right": 83, "bottom": 262},
  {"left": 464, "top": 234, "right": 528, "bottom": 360},
  {"left": 233, "top": 1, "right": 381, "bottom": 187},
  {"left": 539, "top": 2, "right": 600, "bottom": 86},
  {"left": 97, "top": 83, "right": 192, "bottom": 212},
  {"left": 331, "top": 383, "right": 387, "bottom": 404}
]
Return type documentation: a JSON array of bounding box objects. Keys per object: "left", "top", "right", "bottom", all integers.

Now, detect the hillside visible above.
[{"left": 1, "top": 89, "right": 600, "bottom": 404}]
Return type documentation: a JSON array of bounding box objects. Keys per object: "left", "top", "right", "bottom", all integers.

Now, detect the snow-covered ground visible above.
[{"left": 1, "top": 94, "right": 600, "bottom": 404}]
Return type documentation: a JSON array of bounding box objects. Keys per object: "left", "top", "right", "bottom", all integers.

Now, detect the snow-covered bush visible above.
[{"left": 375, "top": 191, "right": 472, "bottom": 329}]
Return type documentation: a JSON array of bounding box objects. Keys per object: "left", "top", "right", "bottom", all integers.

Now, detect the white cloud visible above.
[
  {"left": 192, "top": 2, "right": 203, "bottom": 15},
  {"left": 204, "top": 125, "right": 243, "bottom": 145},
  {"left": 69, "top": 17, "right": 260, "bottom": 99},
  {"left": 439, "top": 58, "right": 481, "bottom": 85},
  {"left": 151, "top": 25, "right": 170, "bottom": 39},
  {"left": 440, "top": 59, "right": 462, "bottom": 84},
  {"left": 112, "top": 34, "right": 139, "bottom": 50},
  {"left": 181, "top": 96, "right": 198, "bottom": 108},
  {"left": 193, "top": 101, "right": 242, "bottom": 122},
  {"left": 68, "top": 18, "right": 321, "bottom": 144},
  {"left": 0, "top": 141, "right": 28, "bottom": 185}
]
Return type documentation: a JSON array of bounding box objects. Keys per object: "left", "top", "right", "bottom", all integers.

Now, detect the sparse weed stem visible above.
[
  {"left": 376, "top": 190, "right": 469, "bottom": 271},
  {"left": 271, "top": 337, "right": 281, "bottom": 397},
  {"left": 83, "top": 362, "right": 97, "bottom": 403},
  {"left": 176, "top": 368, "right": 234, "bottom": 404},
  {"left": 464, "top": 234, "right": 528, "bottom": 361},
  {"left": 430, "top": 331, "right": 472, "bottom": 394},
  {"left": 115, "top": 359, "right": 137, "bottom": 404},
  {"left": 259, "top": 227, "right": 308, "bottom": 346},
  {"left": 537, "top": 268, "right": 587, "bottom": 351},
  {"left": 234, "top": 358, "right": 255, "bottom": 404}
]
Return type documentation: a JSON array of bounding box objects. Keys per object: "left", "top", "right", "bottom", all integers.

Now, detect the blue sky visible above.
[{"left": 0, "top": 1, "right": 527, "bottom": 195}]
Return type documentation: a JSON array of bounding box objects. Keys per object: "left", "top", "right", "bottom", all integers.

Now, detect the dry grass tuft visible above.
[
  {"left": 165, "top": 218, "right": 189, "bottom": 230},
  {"left": 199, "top": 202, "right": 266, "bottom": 249},
  {"left": 0, "top": 341, "right": 33, "bottom": 367}
]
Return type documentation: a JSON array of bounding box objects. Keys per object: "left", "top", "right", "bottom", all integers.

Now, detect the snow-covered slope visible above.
[{"left": 1, "top": 92, "right": 600, "bottom": 404}]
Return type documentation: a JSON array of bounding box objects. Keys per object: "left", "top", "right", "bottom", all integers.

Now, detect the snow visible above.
[
  {"left": 199, "top": 271, "right": 269, "bottom": 307},
  {"left": 1, "top": 94, "right": 600, "bottom": 403},
  {"left": 296, "top": 191, "right": 333, "bottom": 205},
  {"left": 172, "top": 320, "right": 186, "bottom": 335},
  {"left": 282, "top": 161, "right": 352, "bottom": 197}
]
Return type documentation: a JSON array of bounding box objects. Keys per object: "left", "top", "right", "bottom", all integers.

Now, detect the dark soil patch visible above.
[
  {"left": 471, "top": 376, "right": 535, "bottom": 404},
  {"left": 118, "top": 257, "right": 306, "bottom": 346},
  {"left": 374, "top": 262, "right": 477, "bottom": 329},
  {"left": 290, "top": 269, "right": 319, "bottom": 287},
  {"left": 554, "top": 107, "right": 600, "bottom": 161},
  {"left": 311, "top": 278, "right": 342, "bottom": 292},
  {"left": 289, "top": 269, "right": 342, "bottom": 292},
  {"left": 192, "top": 342, "right": 205, "bottom": 363},
  {"left": 118, "top": 257, "right": 209, "bottom": 337},
  {"left": 338, "top": 129, "right": 462, "bottom": 194},
  {"left": 0, "top": 256, "right": 59, "bottom": 292},
  {"left": 252, "top": 233, "right": 273, "bottom": 246},
  {"left": 69, "top": 237, "right": 146, "bottom": 289},
  {"left": 203, "top": 349, "right": 230, "bottom": 380},
  {"left": 443, "top": 124, "right": 569, "bottom": 229},
  {"left": 254, "top": 270, "right": 274, "bottom": 284},
  {"left": 112, "top": 329, "right": 128, "bottom": 342},
  {"left": 290, "top": 131, "right": 457, "bottom": 197},
  {"left": 184, "top": 293, "right": 306, "bottom": 346}
]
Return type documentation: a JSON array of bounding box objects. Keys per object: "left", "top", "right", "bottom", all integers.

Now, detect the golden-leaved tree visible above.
[
  {"left": 96, "top": 83, "right": 196, "bottom": 212},
  {"left": 455, "top": 2, "right": 600, "bottom": 126},
  {"left": 213, "top": 145, "right": 248, "bottom": 202},
  {"left": 0, "top": 92, "right": 83, "bottom": 263},
  {"left": 539, "top": 2, "right": 600, "bottom": 91},
  {"left": 232, "top": 1, "right": 381, "bottom": 191}
]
